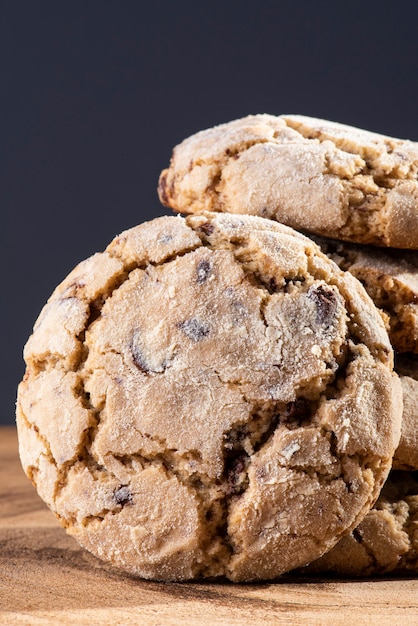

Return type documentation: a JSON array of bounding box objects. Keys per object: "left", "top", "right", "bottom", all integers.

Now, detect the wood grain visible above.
[{"left": 1, "top": 426, "right": 417, "bottom": 625}]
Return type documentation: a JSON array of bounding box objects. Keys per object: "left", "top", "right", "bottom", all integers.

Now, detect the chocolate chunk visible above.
[
  {"left": 224, "top": 148, "right": 240, "bottom": 160},
  {"left": 283, "top": 399, "right": 310, "bottom": 429},
  {"left": 307, "top": 284, "right": 338, "bottom": 327},
  {"left": 196, "top": 259, "right": 212, "bottom": 284},
  {"left": 199, "top": 221, "right": 215, "bottom": 236},
  {"left": 113, "top": 485, "right": 133, "bottom": 507},
  {"left": 178, "top": 318, "right": 210, "bottom": 341}
]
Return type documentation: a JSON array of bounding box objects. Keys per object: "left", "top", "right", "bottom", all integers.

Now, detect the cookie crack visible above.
[
  {"left": 315, "top": 240, "right": 418, "bottom": 353},
  {"left": 281, "top": 117, "right": 418, "bottom": 244},
  {"left": 190, "top": 138, "right": 274, "bottom": 209},
  {"left": 16, "top": 403, "right": 59, "bottom": 482},
  {"left": 282, "top": 116, "right": 418, "bottom": 183},
  {"left": 72, "top": 444, "right": 233, "bottom": 578},
  {"left": 50, "top": 239, "right": 214, "bottom": 492},
  {"left": 106, "top": 239, "right": 204, "bottom": 270}
]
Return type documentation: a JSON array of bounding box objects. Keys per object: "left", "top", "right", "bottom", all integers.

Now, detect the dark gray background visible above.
[{"left": 2, "top": 1, "right": 418, "bottom": 425}]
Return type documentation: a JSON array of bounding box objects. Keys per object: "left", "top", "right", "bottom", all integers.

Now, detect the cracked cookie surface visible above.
[
  {"left": 158, "top": 114, "right": 418, "bottom": 249},
  {"left": 312, "top": 236, "right": 418, "bottom": 470},
  {"left": 304, "top": 470, "right": 418, "bottom": 576},
  {"left": 16, "top": 212, "right": 402, "bottom": 582},
  {"left": 312, "top": 236, "right": 418, "bottom": 354}
]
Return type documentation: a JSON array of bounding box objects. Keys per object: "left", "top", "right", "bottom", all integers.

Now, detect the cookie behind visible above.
[
  {"left": 159, "top": 114, "right": 418, "bottom": 249},
  {"left": 304, "top": 470, "right": 418, "bottom": 576}
]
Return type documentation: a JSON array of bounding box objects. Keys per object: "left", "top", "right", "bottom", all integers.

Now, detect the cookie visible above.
[
  {"left": 158, "top": 114, "right": 418, "bottom": 249},
  {"left": 394, "top": 354, "right": 418, "bottom": 470},
  {"left": 16, "top": 212, "right": 402, "bottom": 582},
  {"left": 303, "top": 470, "right": 418, "bottom": 576},
  {"left": 312, "top": 236, "right": 418, "bottom": 354}
]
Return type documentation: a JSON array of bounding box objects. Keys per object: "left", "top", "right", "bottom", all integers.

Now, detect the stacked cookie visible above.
[
  {"left": 158, "top": 114, "right": 418, "bottom": 576},
  {"left": 16, "top": 115, "right": 418, "bottom": 582}
]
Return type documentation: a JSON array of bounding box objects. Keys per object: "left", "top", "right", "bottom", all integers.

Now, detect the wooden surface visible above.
[{"left": 1, "top": 427, "right": 418, "bottom": 625}]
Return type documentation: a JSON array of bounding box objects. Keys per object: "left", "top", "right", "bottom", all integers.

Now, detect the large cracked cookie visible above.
[
  {"left": 158, "top": 114, "right": 418, "bottom": 249},
  {"left": 304, "top": 470, "right": 418, "bottom": 576},
  {"left": 16, "top": 212, "right": 402, "bottom": 582}
]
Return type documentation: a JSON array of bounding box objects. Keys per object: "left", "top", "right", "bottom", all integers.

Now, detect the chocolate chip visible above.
[
  {"left": 196, "top": 259, "right": 212, "bottom": 284},
  {"left": 199, "top": 221, "right": 215, "bottom": 236},
  {"left": 178, "top": 318, "right": 210, "bottom": 341},
  {"left": 113, "top": 485, "right": 133, "bottom": 507},
  {"left": 225, "top": 147, "right": 240, "bottom": 160},
  {"left": 283, "top": 399, "right": 310, "bottom": 429},
  {"left": 307, "top": 284, "right": 338, "bottom": 327}
]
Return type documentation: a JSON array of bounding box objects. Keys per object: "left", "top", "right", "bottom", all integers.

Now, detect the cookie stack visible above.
[{"left": 16, "top": 115, "right": 418, "bottom": 581}]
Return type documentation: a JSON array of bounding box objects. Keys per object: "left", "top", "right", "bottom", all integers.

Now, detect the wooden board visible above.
[{"left": 1, "top": 426, "right": 418, "bottom": 625}]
